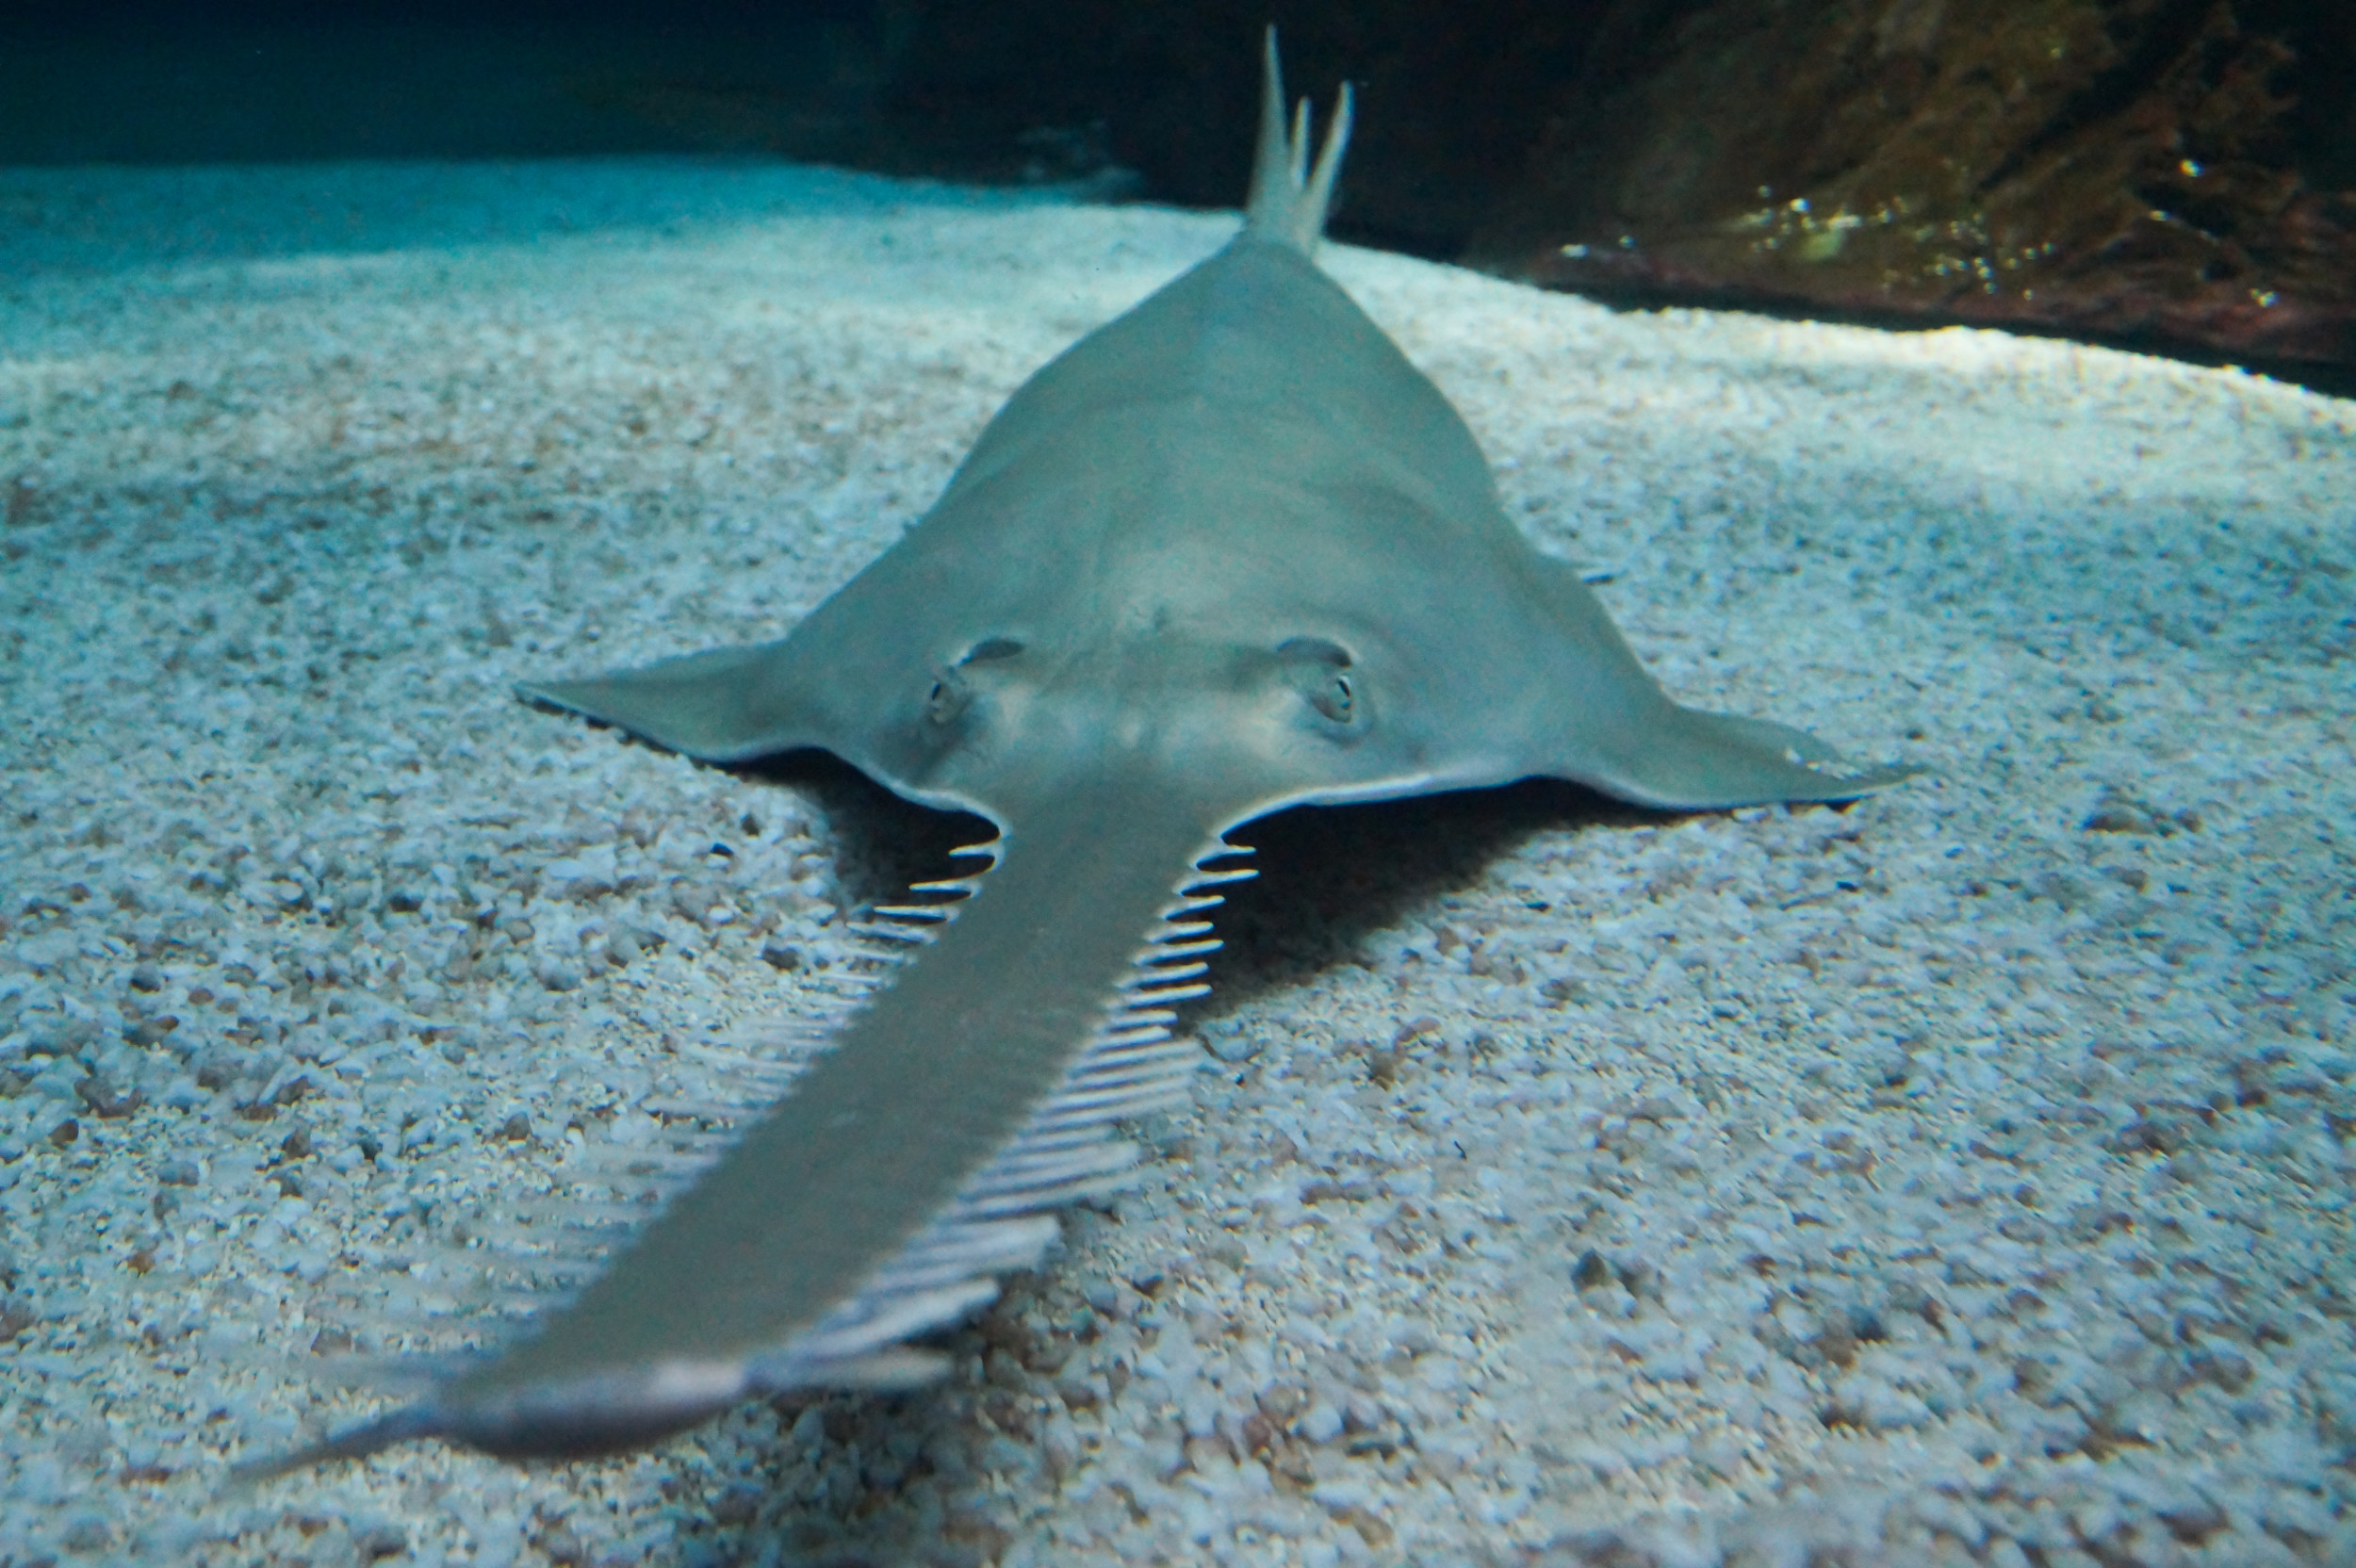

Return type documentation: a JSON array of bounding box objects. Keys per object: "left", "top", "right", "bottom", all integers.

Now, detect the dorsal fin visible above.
[{"left": 1242, "top": 26, "right": 1353, "bottom": 255}]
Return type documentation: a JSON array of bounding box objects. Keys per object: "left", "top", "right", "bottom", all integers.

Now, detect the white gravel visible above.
[{"left": 2, "top": 156, "right": 2352, "bottom": 1568}]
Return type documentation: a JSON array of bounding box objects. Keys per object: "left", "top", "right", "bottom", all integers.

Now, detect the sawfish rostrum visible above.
[{"left": 256, "top": 34, "right": 1909, "bottom": 1474}]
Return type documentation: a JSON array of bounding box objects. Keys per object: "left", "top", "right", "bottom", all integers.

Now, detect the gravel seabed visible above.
[{"left": 2, "top": 156, "right": 2352, "bottom": 1568}]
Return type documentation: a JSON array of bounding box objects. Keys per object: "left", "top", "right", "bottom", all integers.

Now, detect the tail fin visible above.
[{"left": 1242, "top": 26, "right": 1352, "bottom": 255}]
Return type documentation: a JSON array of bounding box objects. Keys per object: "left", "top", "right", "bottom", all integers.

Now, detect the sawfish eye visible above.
[
  {"left": 927, "top": 637, "right": 1023, "bottom": 727},
  {"left": 925, "top": 668, "right": 971, "bottom": 725},
  {"left": 1277, "top": 636, "right": 1359, "bottom": 727},
  {"left": 1319, "top": 672, "right": 1354, "bottom": 723}
]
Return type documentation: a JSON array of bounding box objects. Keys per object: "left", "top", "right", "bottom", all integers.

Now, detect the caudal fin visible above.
[{"left": 1242, "top": 27, "right": 1352, "bottom": 255}]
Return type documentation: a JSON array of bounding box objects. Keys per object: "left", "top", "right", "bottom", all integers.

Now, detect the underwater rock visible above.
[
  {"left": 1464, "top": 0, "right": 2356, "bottom": 373},
  {"left": 560, "top": 0, "right": 2354, "bottom": 370}
]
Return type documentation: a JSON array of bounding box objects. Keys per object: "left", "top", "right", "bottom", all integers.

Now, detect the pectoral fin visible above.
[
  {"left": 517, "top": 639, "right": 834, "bottom": 764},
  {"left": 1566, "top": 701, "right": 1918, "bottom": 811}
]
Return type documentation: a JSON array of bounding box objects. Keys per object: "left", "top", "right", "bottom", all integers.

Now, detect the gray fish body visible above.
[
  {"left": 745, "top": 235, "right": 1619, "bottom": 819},
  {"left": 249, "top": 33, "right": 1907, "bottom": 1478},
  {"left": 540, "top": 219, "right": 1890, "bottom": 824}
]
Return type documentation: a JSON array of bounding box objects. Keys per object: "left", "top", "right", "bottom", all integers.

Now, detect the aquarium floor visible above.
[{"left": 2, "top": 158, "right": 2352, "bottom": 1567}]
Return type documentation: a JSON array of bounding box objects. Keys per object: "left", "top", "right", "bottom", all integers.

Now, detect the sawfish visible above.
[{"left": 254, "top": 33, "right": 1908, "bottom": 1475}]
